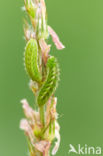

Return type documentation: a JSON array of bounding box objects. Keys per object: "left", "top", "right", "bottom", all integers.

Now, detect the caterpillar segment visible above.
[
  {"left": 24, "top": 39, "right": 42, "bottom": 82},
  {"left": 37, "top": 56, "right": 60, "bottom": 107}
]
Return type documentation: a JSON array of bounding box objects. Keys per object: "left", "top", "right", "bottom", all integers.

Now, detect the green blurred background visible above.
[{"left": 0, "top": 0, "right": 103, "bottom": 156}]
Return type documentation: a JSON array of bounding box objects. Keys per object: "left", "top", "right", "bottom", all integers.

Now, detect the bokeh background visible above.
[{"left": 0, "top": 0, "right": 103, "bottom": 156}]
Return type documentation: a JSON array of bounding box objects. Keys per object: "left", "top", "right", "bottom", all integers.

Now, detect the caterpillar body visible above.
[
  {"left": 25, "top": 39, "right": 42, "bottom": 82},
  {"left": 37, "top": 56, "right": 60, "bottom": 107}
]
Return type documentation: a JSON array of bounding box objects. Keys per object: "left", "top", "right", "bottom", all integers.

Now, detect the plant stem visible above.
[{"left": 39, "top": 106, "right": 45, "bottom": 126}]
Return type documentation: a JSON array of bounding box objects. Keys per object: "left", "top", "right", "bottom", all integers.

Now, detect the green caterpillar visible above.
[
  {"left": 25, "top": 39, "right": 42, "bottom": 82},
  {"left": 37, "top": 56, "right": 60, "bottom": 107}
]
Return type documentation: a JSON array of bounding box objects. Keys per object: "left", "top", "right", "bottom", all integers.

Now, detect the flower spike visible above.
[{"left": 20, "top": 0, "right": 65, "bottom": 155}]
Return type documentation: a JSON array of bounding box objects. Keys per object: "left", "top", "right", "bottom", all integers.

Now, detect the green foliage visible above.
[
  {"left": 25, "top": 39, "right": 42, "bottom": 82},
  {"left": 37, "top": 56, "right": 60, "bottom": 107}
]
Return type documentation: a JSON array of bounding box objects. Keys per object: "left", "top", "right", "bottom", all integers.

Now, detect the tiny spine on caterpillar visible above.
[
  {"left": 24, "top": 39, "right": 42, "bottom": 82},
  {"left": 37, "top": 56, "right": 60, "bottom": 107}
]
